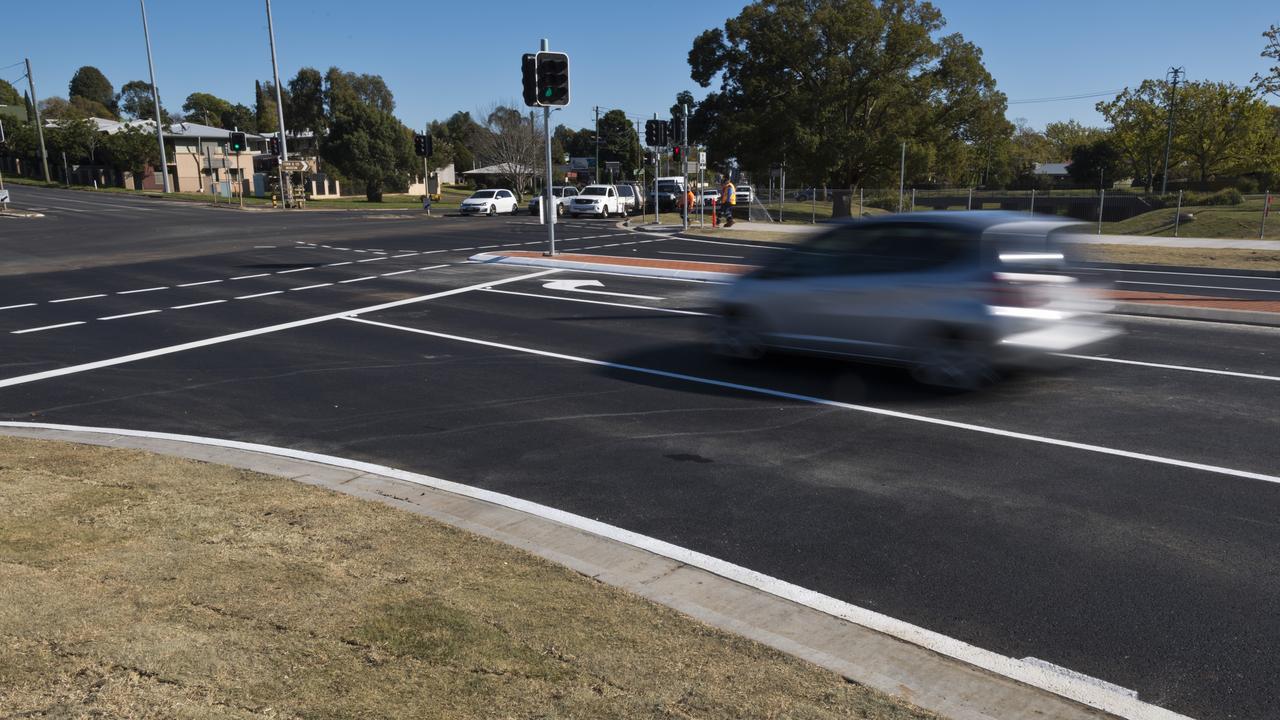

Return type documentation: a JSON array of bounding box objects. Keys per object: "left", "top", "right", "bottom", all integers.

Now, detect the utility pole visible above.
[
  {"left": 265, "top": 0, "right": 291, "bottom": 207},
  {"left": 1160, "top": 66, "right": 1184, "bottom": 196},
  {"left": 24, "top": 59, "right": 51, "bottom": 183},
  {"left": 682, "top": 102, "right": 689, "bottom": 230},
  {"left": 138, "top": 1, "right": 171, "bottom": 192},
  {"left": 898, "top": 141, "right": 906, "bottom": 213},
  {"left": 593, "top": 105, "right": 600, "bottom": 185}
]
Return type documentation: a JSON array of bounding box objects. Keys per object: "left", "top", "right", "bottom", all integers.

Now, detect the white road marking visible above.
[
  {"left": 1117, "top": 280, "right": 1280, "bottom": 294},
  {"left": 176, "top": 279, "right": 223, "bottom": 287},
  {"left": 659, "top": 251, "right": 746, "bottom": 259},
  {"left": 392, "top": 253, "right": 419, "bottom": 258},
  {"left": 420, "top": 264, "right": 449, "bottom": 271},
  {"left": 254, "top": 245, "right": 276, "bottom": 248},
  {"left": 171, "top": 300, "right": 226, "bottom": 309},
  {"left": 117, "top": 286, "right": 169, "bottom": 295},
  {"left": 0, "top": 269, "right": 559, "bottom": 390},
  {"left": 480, "top": 288, "right": 710, "bottom": 316},
  {"left": 1094, "top": 267, "right": 1280, "bottom": 282},
  {"left": 276, "top": 267, "right": 314, "bottom": 274},
  {"left": 380, "top": 269, "right": 416, "bottom": 277},
  {"left": 230, "top": 273, "right": 270, "bottom": 280},
  {"left": 0, "top": 303, "right": 37, "bottom": 310},
  {"left": 357, "top": 257, "right": 381, "bottom": 263},
  {"left": 290, "top": 283, "right": 333, "bottom": 292},
  {"left": 98, "top": 310, "right": 163, "bottom": 321},
  {"left": 0, "top": 420, "right": 1187, "bottom": 720},
  {"left": 50, "top": 294, "right": 107, "bottom": 303},
  {"left": 542, "top": 279, "right": 665, "bottom": 300},
  {"left": 326, "top": 261, "right": 354, "bottom": 267},
  {"left": 347, "top": 318, "right": 1280, "bottom": 487},
  {"left": 12, "top": 321, "right": 86, "bottom": 334},
  {"left": 338, "top": 276, "right": 377, "bottom": 284},
  {"left": 236, "top": 290, "right": 284, "bottom": 299},
  {"left": 1058, "top": 353, "right": 1280, "bottom": 381},
  {"left": 674, "top": 236, "right": 791, "bottom": 250}
]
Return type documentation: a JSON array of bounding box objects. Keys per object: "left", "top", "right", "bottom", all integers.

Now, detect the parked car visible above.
[
  {"left": 460, "top": 188, "right": 519, "bottom": 216},
  {"left": 710, "top": 212, "right": 1120, "bottom": 388},
  {"left": 735, "top": 184, "right": 754, "bottom": 204},
  {"left": 697, "top": 189, "right": 721, "bottom": 207},
  {"left": 528, "top": 186, "right": 579, "bottom": 217},
  {"left": 614, "top": 183, "right": 646, "bottom": 215},
  {"left": 647, "top": 179, "right": 685, "bottom": 210},
  {"left": 794, "top": 188, "right": 821, "bottom": 201},
  {"left": 568, "top": 185, "right": 623, "bottom": 218}
]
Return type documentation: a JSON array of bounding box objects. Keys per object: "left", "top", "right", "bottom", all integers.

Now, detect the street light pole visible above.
[
  {"left": 138, "top": 0, "right": 171, "bottom": 192},
  {"left": 265, "top": 0, "right": 292, "bottom": 207}
]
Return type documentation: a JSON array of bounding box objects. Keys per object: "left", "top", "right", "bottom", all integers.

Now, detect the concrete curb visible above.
[
  {"left": 1114, "top": 302, "right": 1280, "bottom": 327},
  {"left": 468, "top": 252, "right": 739, "bottom": 282},
  {"left": 0, "top": 421, "right": 1192, "bottom": 720}
]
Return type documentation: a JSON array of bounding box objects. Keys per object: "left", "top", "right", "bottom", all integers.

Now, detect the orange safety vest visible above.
[{"left": 721, "top": 181, "right": 736, "bottom": 205}]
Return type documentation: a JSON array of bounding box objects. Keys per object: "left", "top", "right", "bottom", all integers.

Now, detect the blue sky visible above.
[{"left": 3, "top": 0, "right": 1276, "bottom": 134}]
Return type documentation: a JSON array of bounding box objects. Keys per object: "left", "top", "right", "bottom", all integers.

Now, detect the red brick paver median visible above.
[{"left": 1106, "top": 289, "right": 1280, "bottom": 314}]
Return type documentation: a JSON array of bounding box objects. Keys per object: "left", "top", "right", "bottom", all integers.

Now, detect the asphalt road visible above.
[{"left": 4, "top": 187, "right": 1280, "bottom": 719}]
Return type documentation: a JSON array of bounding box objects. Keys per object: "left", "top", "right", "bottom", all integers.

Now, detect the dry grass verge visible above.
[
  {"left": 0, "top": 437, "right": 940, "bottom": 720},
  {"left": 1066, "top": 243, "right": 1280, "bottom": 271},
  {"left": 681, "top": 228, "right": 818, "bottom": 243}
]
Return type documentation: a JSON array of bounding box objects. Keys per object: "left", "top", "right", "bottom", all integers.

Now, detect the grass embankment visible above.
[
  {"left": 1100, "top": 196, "right": 1278, "bottom": 240},
  {"left": 0, "top": 436, "right": 939, "bottom": 720}
]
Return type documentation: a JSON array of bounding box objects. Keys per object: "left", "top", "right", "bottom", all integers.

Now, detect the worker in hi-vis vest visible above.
[{"left": 719, "top": 175, "right": 736, "bottom": 227}]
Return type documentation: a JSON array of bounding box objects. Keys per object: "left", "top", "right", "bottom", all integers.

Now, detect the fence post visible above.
[
  {"left": 1097, "top": 189, "right": 1105, "bottom": 235},
  {"left": 967, "top": 187, "right": 973, "bottom": 210},
  {"left": 1029, "top": 188, "right": 1036, "bottom": 215},
  {"left": 1174, "top": 190, "right": 1183, "bottom": 237},
  {"left": 1262, "top": 191, "right": 1272, "bottom": 240},
  {"left": 858, "top": 187, "right": 863, "bottom": 218}
]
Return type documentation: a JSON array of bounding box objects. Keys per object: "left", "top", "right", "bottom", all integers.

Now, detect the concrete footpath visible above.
[{"left": 1, "top": 421, "right": 1183, "bottom": 720}]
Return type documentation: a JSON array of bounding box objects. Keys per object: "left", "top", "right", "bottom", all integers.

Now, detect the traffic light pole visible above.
[{"left": 541, "top": 39, "right": 556, "bottom": 256}]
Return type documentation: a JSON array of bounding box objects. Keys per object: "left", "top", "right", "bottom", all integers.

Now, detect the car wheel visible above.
[
  {"left": 600, "top": 207, "right": 609, "bottom": 219},
  {"left": 910, "top": 330, "right": 996, "bottom": 390},
  {"left": 713, "top": 309, "right": 767, "bottom": 360},
  {"left": 556, "top": 204, "right": 564, "bottom": 217},
  {"left": 487, "top": 205, "right": 496, "bottom": 217}
]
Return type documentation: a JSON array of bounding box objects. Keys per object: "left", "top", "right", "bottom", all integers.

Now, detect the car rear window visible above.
[{"left": 763, "top": 222, "right": 978, "bottom": 277}]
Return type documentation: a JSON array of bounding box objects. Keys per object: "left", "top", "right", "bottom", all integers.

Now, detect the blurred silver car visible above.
[{"left": 711, "top": 212, "right": 1120, "bottom": 388}]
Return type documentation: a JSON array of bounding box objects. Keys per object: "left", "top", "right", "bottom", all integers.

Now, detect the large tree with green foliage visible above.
[
  {"left": 470, "top": 104, "right": 542, "bottom": 193},
  {"left": 287, "top": 68, "right": 327, "bottom": 134},
  {"left": 1254, "top": 24, "right": 1280, "bottom": 98},
  {"left": 1096, "top": 81, "right": 1170, "bottom": 191},
  {"left": 1174, "top": 81, "right": 1272, "bottom": 183},
  {"left": 595, "top": 109, "right": 642, "bottom": 179},
  {"left": 102, "top": 125, "right": 161, "bottom": 187},
  {"left": 48, "top": 117, "right": 101, "bottom": 163},
  {"left": 687, "top": 0, "right": 1010, "bottom": 189},
  {"left": 68, "top": 66, "right": 116, "bottom": 116},
  {"left": 321, "top": 69, "right": 413, "bottom": 201},
  {"left": 183, "top": 92, "right": 234, "bottom": 127},
  {"left": 1066, "top": 136, "right": 1123, "bottom": 189},
  {"left": 1, "top": 78, "right": 25, "bottom": 106},
  {"left": 118, "top": 80, "right": 173, "bottom": 123}
]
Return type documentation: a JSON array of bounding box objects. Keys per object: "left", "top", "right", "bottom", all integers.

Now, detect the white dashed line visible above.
[
  {"left": 230, "top": 273, "right": 270, "bottom": 280},
  {"left": 338, "top": 276, "right": 377, "bottom": 283},
  {"left": 12, "top": 321, "right": 86, "bottom": 334},
  {"left": 276, "top": 267, "right": 314, "bottom": 274},
  {"left": 117, "top": 286, "right": 169, "bottom": 295},
  {"left": 98, "top": 310, "right": 163, "bottom": 321},
  {"left": 392, "top": 253, "right": 419, "bottom": 258},
  {"left": 49, "top": 294, "right": 107, "bottom": 303},
  {"left": 357, "top": 257, "right": 381, "bottom": 263},
  {"left": 380, "top": 269, "right": 416, "bottom": 277},
  {"left": 171, "top": 300, "right": 227, "bottom": 309},
  {"left": 235, "top": 291, "right": 284, "bottom": 299},
  {"left": 327, "top": 261, "right": 354, "bottom": 267},
  {"left": 177, "top": 279, "right": 224, "bottom": 287},
  {"left": 290, "top": 283, "right": 334, "bottom": 291},
  {"left": 0, "top": 303, "right": 37, "bottom": 310}
]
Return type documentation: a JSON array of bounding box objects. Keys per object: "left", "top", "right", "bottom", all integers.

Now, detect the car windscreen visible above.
[
  {"left": 616, "top": 186, "right": 634, "bottom": 196},
  {"left": 580, "top": 187, "right": 608, "bottom": 196},
  {"left": 656, "top": 183, "right": 680, "bottom": 192},
  {"left": 470, "top": 191, "right": 497, "bottom": 198}
]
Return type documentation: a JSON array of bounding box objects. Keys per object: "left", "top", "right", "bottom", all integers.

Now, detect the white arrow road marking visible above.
[{"left": 541, "top": 279, "right": 664, "bottom": 301}]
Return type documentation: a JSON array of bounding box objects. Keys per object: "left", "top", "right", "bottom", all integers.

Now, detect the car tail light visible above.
[{"left": 985, "top": 272, "right": 1050, "bottom": 308}]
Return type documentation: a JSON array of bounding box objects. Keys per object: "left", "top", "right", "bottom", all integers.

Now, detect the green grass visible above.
[{"left": 1101, "top": 197, "right": 1278, "bottom": 240}]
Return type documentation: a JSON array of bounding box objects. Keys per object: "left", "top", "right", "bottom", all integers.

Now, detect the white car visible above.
[
  {"left": 697, "top": 189, "right": 721, "bottom": 207},
  {"left": 460, "top": 189, "right": 519, "bottom": 216},
  {"left": 528, "top": 186, "right": 579, "bottom": 218},
  {"left": 567, "top": 185, "right": 622, "bottom": 218}
]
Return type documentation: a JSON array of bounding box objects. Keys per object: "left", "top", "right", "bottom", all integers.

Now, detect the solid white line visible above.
[
  {"left": 230, "top": 273, "right": 270, "bottom": 280},
  {"left": 176, "top": 279, "right": 223, "bottom": 287},
  {"left": 290, "top": 283, "right": 333, "bottom": 292},
  {"left": 659, "top": 251, "right": 746, "bottom": 259},
  {"left": 11, "top": 321, "right": 86, "bottom": 334},
  {"left": 326, "top": 261, "right": 354, "bottom": 267},
  {"left": 276, "top": 267, "right": 313, "bottom": 274},
  {"left": 98, "top": 310, "right": 163, "bottom": 321},
  {"left": 346, "top": 318, "right": 1280, "bottom": 487},
  {"left": 1, "top": 420, "right": 1183, "bottom": 720},
  {"left": 1058, "top": 353, "right": 1280, "bottom": 381},
  {"left": 479, "top": 288, "right": 711, "bottom": 316},
  {"left": 1094, "top": 267, "right": 1280, "bottom": 282},
  {"left": 1117, "top": 280, "right": 1280, "bottom": 294},
  {"left": 171, "top": 300, "right": 226, "bottom": 309},
  {"left": 338, "top": 276, "right": 377, "bottom": 284},
  {"left": 49, "top": 294, "right": 107, "bottom": 303},
  {"left": 0, "top": 303, "right": 37, "bottom": 310},
  {"left": 117, "top": 286, "right": 168, "bottom": 295},
  {"left": 235, "top": 291, "right": 283, "bottom": 299},
  {"left": 0, "top": 269, "right": 560, "bottom": 390},
  {"left": 380, "top": 269, "right": 416, "bottom": 277}
]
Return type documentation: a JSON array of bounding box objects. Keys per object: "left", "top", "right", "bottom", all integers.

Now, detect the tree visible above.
[
  {"left": 68, "top": 66, "right": 116, "bottom": 116},
  {"left": 48, "top": 117, "right": 100, "bottom": 163},
  {"left": 1254, "top": 24, "right": 1280, "bottom": 98},
  {"left": 68, "top": 96, "right": 114, "bottom": 119},
  {"left": 223, "top": 104, "right": 256, "bottom": 133},
  {"left": 1097, "top": 81, "right": 1170, "bottom": 191},
  {"left": 322, "top": 72, "right": 413, "bottom": 201},
  {"left": 102, "top": 125, "right": 160, "bottom": 187},
  {"left": 118, "top": 80, "right": 172, "bottom": 122},
  {"left": 254, "top": 80, "right": 277, "bottom": 133},
  {"left": 1174, "top": 81, "right": 1272, "bottom": 183},
  {"left": 1066, "top": 136, "right": 1122, "bottom": 188},
  {"left": 596, "top": 109, "right": 642, "bottom": 178},
  {"left": 1043, "top": 120, "right": 1104, "bottom": 161},
  {"left": 183, "top": 92, "right": 234, "bottom": 127},
  {"left": 687, "top": 0, "right": 1009, "bottom": 190},
  {"left": 38, "top": 97, "right": 71, "bottom": 120},
  {"left": 287, "top": 67, "right": 326, "bottom": 134},
  {"left": 0, "top": 78, "right": 22, "bottom": 106},
  {"left": 470, "top": 103, "right": 542, "bottom": 193}
]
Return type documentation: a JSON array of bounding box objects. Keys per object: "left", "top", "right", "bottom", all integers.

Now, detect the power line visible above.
[{"left": 1007, "top": 89, "right": 1124, "bottom": 105}]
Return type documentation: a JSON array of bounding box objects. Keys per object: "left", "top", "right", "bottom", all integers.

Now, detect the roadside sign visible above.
[
  {"left": 280, "top": 159, "right": 310, "bottom": 173},
  {"left": 0, "top": 189, "right": 9, "bottom": 203},
  {"left": 698, "top": 151, "right": 706, "bottom": 165}
]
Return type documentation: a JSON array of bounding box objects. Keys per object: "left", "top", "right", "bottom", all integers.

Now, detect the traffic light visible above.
[
  {"left": 645, "top": 120, "right": 658, "bottom": 147},
  {"left": 230, "top": 132, "right": 247, "bottom": 153},
  {"left": 413, "top": 133, "right": 433, "bottom": 157},
  {"left": 644, "top": 150, "right": 655, "bottom": 165},
  {"left": 672, "top": 146, "right": 682, "bottom": 163},
  {"left": 535, "top": 52, "right": 570, "bottom": 107},
  {"left": 658, "top": 120, "right": 670, "bottom": 147},
  {"left": 267, "top": 136, "right": 280, "bottom": 155},
  {"left": 521, "top": 53, "right": 538, "bottom": 107}
]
